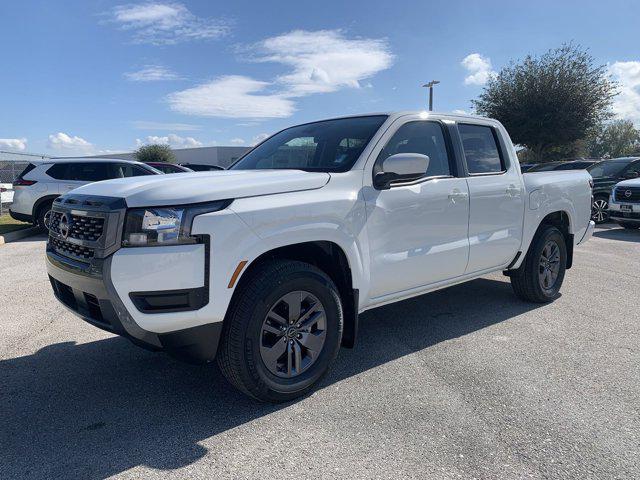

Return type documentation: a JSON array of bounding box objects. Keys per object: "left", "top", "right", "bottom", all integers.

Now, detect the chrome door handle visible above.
[{"left": 448, "top": 190, "right": 469, "bottom": 203}]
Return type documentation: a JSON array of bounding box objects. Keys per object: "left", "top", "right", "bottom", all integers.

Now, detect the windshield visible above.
[
  {"left": 231, "top": 115, "right": 388, "bottom": 172},
  {"left": 587, "top": 160, "right": 632, "bottom": 178}
]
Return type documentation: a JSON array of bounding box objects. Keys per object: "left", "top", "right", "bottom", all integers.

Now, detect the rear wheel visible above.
[
  {"left": 591, "top": 195, "right": 609, "bottom": 224},
  {"left": 217, "top": 260, "right": 343, "bottom": 402},
  {"left": 510, "top": 226, "right": 567, "bottom": 303},
  {"left": 35, "top": 201, "right": 54, "bottom": 231}
]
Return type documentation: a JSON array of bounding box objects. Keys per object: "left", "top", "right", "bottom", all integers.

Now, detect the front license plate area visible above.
[{"left": 621, "top": 204, "right": 633, "bottom": 212}]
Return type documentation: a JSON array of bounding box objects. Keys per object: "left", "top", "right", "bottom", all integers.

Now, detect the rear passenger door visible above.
[{"left": 457, "top": 123, "right": 524, "bottom": 273}]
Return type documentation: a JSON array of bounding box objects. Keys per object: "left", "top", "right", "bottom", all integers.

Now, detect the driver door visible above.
[{"left": 364, "top": 119, "right": 470, "bottom": 299}]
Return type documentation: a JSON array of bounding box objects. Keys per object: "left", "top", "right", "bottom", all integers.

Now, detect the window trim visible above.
[
  {"left": 372, "top": 119, "right": 458, "bottom": 190},
  {"left": 457, "top": 123, "right": 508, "bottom": 177}
]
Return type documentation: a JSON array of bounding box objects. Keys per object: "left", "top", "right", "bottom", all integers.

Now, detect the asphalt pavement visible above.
[{"left": 1, "top": 226, "right": 638, "bottom": 479}]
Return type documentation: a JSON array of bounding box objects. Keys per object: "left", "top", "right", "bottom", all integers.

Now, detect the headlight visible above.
[{"left": 122, "top": 200, "right": 231, "bottom": 247}]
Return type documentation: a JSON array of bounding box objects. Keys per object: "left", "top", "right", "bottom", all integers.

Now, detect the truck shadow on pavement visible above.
[
  {"left": 2, "top": 277, "right": 543, "bottom": 479},
  {"left": 593, "top": 227, "right": 640, "bottom": 243}
]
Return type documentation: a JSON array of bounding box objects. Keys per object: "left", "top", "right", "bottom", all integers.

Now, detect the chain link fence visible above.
[
  {"left": 1, "top": 151, "right": 49, "bottom": 218},
  {"left": 1, "top": 161, "right": 30, "bottom": 216}
]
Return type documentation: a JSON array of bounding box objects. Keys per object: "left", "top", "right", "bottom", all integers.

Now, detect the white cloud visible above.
[
  {"left": 166, "top": 30, "right": 393, "bottom": 119},
  {"left": 167, "top": 75, "right": 295, "bottom": 119},
  {"left": 452, "top": 109, "right": 468, "bottom": 115},
  {"left": 609, "top": 61, "right": 640, "bottom": 126},
  {"left": 229, "top": 138, "right": 245, "bottom": 145},
  {"left": 461, "top": 53, "right": 496, "bottom": 86},
  {"left": 251, "top": 133, "right": 270, "bottom": 145},
  {"left": 252, "top": 29, "right": 394, "bottom": 96},
  {"left": 0, "top": 138, "right": 27, "bottom": 151},
  {"left": 124, "top": 65, "right": 183, "bottom": 81},
  {"left": 132, "top": 120, "right": 200, "bottom": 131},
  {"left": 136, "top": 133, "right": 203, "bottom": 148},
  {"left": 110, "top": 2, "right": 229, "bottom": 45},
  {"left": 48, "top": 132, "right": 93, "bottom": 153}
]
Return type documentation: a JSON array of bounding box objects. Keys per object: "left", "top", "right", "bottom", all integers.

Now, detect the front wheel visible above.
[
  {"left": 217, "top": 260, "right": 343, "bottom": 402},
  {"left": 510, "top": 226, "right": 567, "bottom": 303}
]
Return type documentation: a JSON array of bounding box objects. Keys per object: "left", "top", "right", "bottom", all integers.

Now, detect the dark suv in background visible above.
[{"left": 587, "top": 157, "right": 640, "bottom": 223}]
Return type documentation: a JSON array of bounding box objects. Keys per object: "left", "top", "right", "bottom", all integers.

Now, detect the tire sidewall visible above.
[
  {"left": 241, "top": 266, "right": 343, "bottom": 397},
  {"left": 531, "top": 228, "right": 567, "bottom": 300}
]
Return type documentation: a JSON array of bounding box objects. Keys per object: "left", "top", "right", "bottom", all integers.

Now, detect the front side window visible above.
[
  {"left": 231, "top": 116, "right": 387, "bottom": 172},
  {"left": 375, "top": 121, "right": 452, "bottom": 177},
  {"left": 587, "top": 161, "right": 630, "bottom": 178},
  {"left": 459, "top": 124, "right": 505, "bottom": 174},
  {"left": 111, "top": 164, "right": 153, "bottom": 178}
]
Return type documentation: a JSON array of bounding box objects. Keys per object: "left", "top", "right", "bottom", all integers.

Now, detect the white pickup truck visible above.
[{"left": 46, "top": 112, "right": 594, "bottom": 402}]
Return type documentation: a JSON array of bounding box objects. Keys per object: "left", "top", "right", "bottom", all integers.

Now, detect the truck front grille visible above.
[
  {"left": 48, "top": 211, "right": 105, "bottom": 241},
  {"left": 615, "top": 186, "right": 640, "bottom": 203},
  {"left": 50, "top": 237, "right": 95, "bottom": 260}
]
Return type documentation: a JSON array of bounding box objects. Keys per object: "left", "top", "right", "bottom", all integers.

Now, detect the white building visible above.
[{"left": 85, "top": 146, "right": 250, "bottom": 169}]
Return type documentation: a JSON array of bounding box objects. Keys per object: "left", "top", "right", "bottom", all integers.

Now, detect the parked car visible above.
[
  {"left": 144, "top": 162, "right": 193, "bottom": 174},
  {"left": 519, "top": 163, "right": 537, "bottom": 172},
  {"left": 9, "top": 158, "right": 161, "bottom": 227},
  {"left": 608, "top": 178, "right": 640, "bottom": 229},
  {"left": 587, "top": 157, "right": 640, "bottom": 224},
  {"left": 179, "top": 163, "right": 225, "bottom": 172},
  {"left": 45, "top": 112, "right": 594, "bottom": 402},
  {"left": 527, "top": 160, "right": 599, "bottom": 172},
  {"left": 0, "top": 183, "right": 13, "bottom": 204}
]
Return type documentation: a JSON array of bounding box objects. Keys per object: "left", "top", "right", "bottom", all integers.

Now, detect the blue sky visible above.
[{"left": 1, "top": 0, "right": 640, "bottom": 156}]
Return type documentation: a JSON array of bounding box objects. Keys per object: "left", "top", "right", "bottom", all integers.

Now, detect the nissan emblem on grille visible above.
[
  {"left": 625, "top": 190, "right": 632, "bottom": 198},
  {"left": 59, "top": 213, "right": 71, "bottom": 240}
]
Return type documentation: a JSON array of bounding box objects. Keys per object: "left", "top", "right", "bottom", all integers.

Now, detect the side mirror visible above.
[
  {"left": 622, "top": 170, "right": 639, "bottom": 179},
  {"left": 374, "top": 153, "right": 430, "bottom": 190}
]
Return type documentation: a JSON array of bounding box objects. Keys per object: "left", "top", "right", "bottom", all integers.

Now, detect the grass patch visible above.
[{"left": 0, "top": 214, "right": 32, "bottom": 235}]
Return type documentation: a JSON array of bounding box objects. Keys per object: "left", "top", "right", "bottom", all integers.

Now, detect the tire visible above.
[
  {"left": 217, "top": 260, "right": 343, "bottom": 402},
  {"left": 510, "top": 226, "right": 567, "bottom": 303},
  {"left": 35, "top": 201, "right": 53, "bottom": 231},
  {"left": 619, "top": 222, "right": 640, "bottom": 230},
  {"left": 591, "top": 195, "right": 609, "bottom": 224}
]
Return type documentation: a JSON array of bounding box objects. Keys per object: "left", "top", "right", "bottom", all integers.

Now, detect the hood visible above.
[
  {"left": 70, "top": 169, "right": 331, "bottom": 207},
  {"left": 615, "top": 178, "right": 640, "bottom": 188}
]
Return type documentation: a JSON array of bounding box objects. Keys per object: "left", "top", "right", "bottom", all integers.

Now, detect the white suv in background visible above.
[{"left": 10, "top": 158, "right": 161, "bottom": 227}]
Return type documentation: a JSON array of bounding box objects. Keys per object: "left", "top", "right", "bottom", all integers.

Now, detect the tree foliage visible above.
[
  {"left": 473, "top": 44, "right": 616, "bottom": 162},
  {"left": 133, "top": 144, "right": 176, "bottom": 163},
  {"left": 586, "top": 119, "right": 640, "bottom": 158}
]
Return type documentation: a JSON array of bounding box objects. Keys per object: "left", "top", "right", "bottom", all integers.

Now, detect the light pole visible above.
[{"left": 422, "top": 80, "right": 440, "bottom": 111}]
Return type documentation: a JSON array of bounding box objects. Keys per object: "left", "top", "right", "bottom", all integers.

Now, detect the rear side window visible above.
[
  {"left": 459, "top": 124, "right": 505, "bottom": 174},
  {"left": 376, "top": 121, "right": 452, "bottom": 177},
  {"left": 46, "top": 162, "right": 110, "bottom": 181},
  {"left": 46, "top": 163, "right": 68, "bottom": 180},
  {"left": 17, "top": 163, "right": 37, "bottom": 179}
]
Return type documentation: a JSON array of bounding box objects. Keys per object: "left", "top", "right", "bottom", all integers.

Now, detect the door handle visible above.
[
  {"left": 448, "top": 190, "right": 469, "bottom": 203},
  {"left": 506, "top": 185, "right": 521, "bottom": 197}
]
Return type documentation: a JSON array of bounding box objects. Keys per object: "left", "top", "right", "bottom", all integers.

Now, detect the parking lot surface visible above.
[{"left": 1, "top": 226, "right": 638, "bottom": 479}]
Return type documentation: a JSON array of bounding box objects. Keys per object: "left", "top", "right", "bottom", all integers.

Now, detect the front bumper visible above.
[
  {"left": 9, "top": 209, "right": 32, "bottom": 223},
  {"left": 47, "top": 250, "right": 223, "bottom": 363},
  {"left": 45, "top": 194, "right": 224, "bottom": 364}
]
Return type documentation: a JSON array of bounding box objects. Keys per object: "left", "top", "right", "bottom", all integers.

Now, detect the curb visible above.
[{"left": 0, "top": 226, "right": 41, "bottom": 245}]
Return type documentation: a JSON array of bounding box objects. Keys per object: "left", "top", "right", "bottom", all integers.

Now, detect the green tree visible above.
[
  {"left": 133, "top": 144, "right": 176, "bottom": 163},
  {"left": 473, "top": 44, "right": 616, "bottom": 163},
  {"left": 586, "top": 119, "right": 640, "bottom": 158}
]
